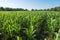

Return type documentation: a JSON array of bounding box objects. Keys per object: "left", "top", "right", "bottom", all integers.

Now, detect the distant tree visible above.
[
  {"left": 5, "top": 8, "right": 11, "bottom": 11},
  {"left": 47, "top": 9, "right": 50, "bottom": 11},
  {"left": 50, "top": 7, "right": 60, "bottom": 11},
  {"left": 31, "top": 9, "right": 34, "bottom": 11},
  {"left": 39, "top": 9, "right": 43, "bottom": 11},
  {"left": 34, "top": 9, "right": 38, "bottom": 11},
  {"left": 55, "top": 7, "right": 60, "bottom": 11},
  {"left": 0, "top": 7, "right": 4, "bottom": 11},
  {"left": 25, "top": 9, "right": 28, "bottom": 11},
  {"left": 0, "top": 6, "right": 60, "bottom": 11},
  {"left": 43, "top": 9, "right": 47, "bottom": 11}
]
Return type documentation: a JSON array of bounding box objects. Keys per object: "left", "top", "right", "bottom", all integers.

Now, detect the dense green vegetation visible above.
[
  {"left": 0, "top": 11, "right": 60, "bottom": 40},
  {"left": 0, "top": 6, "right": 60, "bottom": 11},
  {"left": 0, "top": 7, "right": 28, "bottom": 11}
]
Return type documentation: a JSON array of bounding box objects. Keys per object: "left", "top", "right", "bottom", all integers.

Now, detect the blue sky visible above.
[{"left": 0, "top": 0, "right": 60, "bottom": 9}]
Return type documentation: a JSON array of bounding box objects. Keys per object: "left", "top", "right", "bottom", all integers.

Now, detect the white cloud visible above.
[{"left": 0, "top": 0, "right": 17, "bottom": 8}]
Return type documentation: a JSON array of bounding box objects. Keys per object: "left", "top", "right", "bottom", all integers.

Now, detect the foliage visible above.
[
  {"left": 0, "top": 6, "right": 60, "bottom": 11},
  {"left": 0, "top": 11, "right": 60, "bottom": 40}
]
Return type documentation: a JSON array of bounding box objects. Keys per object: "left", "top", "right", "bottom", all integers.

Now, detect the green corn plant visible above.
[
  {"left": 44, "top": 13, "right": 57, "bottom": 40},
  {"left": 54, "top": 15, "right": 60, "bottom": 40},
  {"left": 17, "top": 36, "right": 22, "bottom": 40},
  {"left": 55, "top": 29, "right": 60, "bottom": 40},
  {"left": 2, "top": 16, "right": 21, "bottom": 40},
  {"left": 0, "top": 11, "right": 60, "bottom": 40},
  {"left": 25, "top": 16, "right": 36, "bottom": 40}
]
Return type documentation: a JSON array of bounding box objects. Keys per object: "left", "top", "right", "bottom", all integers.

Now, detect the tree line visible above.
[
  {"left": 0, "top": 6, "right": 60, "bottom": 11},
  {"left": 31, "top": 6, "right": 60, "bottom": 11},
  {"left": 0, "top": 7, "right": 28, "bottom": 11}
]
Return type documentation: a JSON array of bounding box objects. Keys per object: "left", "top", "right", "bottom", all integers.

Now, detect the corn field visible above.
[{"left": 0, "top": 11, "right": 60, "bottom": 40}]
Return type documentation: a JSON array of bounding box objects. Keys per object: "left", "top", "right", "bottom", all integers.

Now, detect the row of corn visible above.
[{"left": 0, "top": 11, "right": 60, "bottom": 40}]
